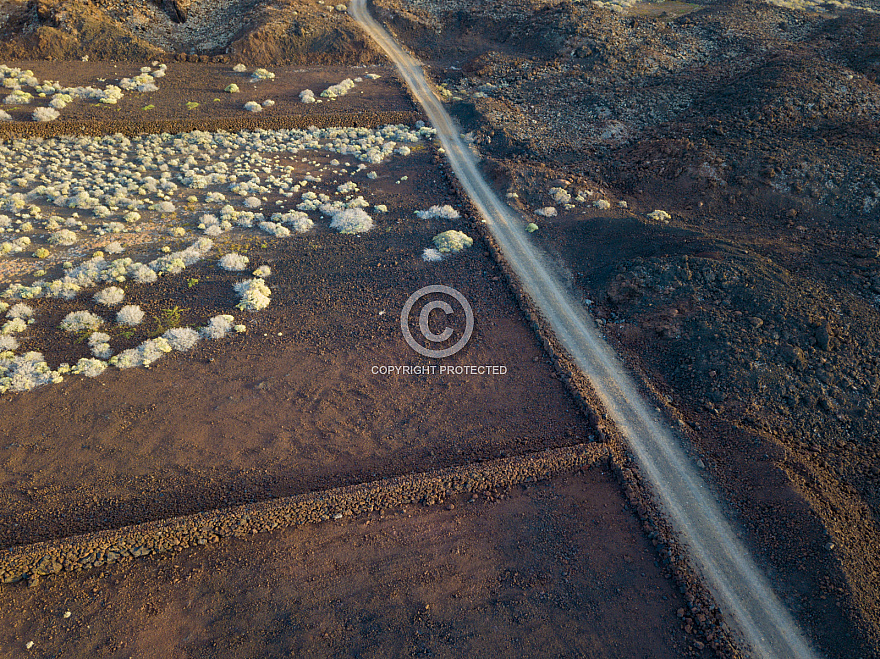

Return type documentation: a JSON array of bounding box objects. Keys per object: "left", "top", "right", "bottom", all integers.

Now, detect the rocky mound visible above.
[{"left": 0, "top": 0, "right": 382, "bottom": 64}]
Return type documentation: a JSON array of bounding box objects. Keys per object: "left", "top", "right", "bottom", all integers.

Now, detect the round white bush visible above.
[
  {"left": 116, "top": 305, "right": 145, "bottom": 326},
  {"left": 202, "top": 314, "right": 235, "bottom": 339},
  {"left": 72, "top": 357, "right": 107, "bottom": 378},
  {"left": 7, "top": 303, "right": 34, "bottom": 320},
  {"left": 234, "top": 278, "right": 271, "bottom": 311},
  {"left": 60, "top": 311, "right": 103, "bottom": 333},
  {"left": 422, "top": 248, "right": 443, "bottom": 262},
  {"left": 244, "top": 101, "right": 262, "bottom": 113},
  {"left": 48, "top": 228, "right": 78, "bottom": 246},
  {"left": 32, "top": 107, "right": 60, "bottom": 122},
  {"left": 433, "top": 230, "right": 473, "bottom": 254},
  {"left": 327, "top": 208, "right": 373, "bottom": 235},
  {"left": 219, "top": 253, "right": 249, "bottom": 271},
  {"left": 162, "top": 327, "right": 200, "bottom": 351},
  {"left": 415, "top": 205, "right": 460, "bottom": 220},
  {"left": 93, "top": 286, "right": 125, "bottom": 306}
]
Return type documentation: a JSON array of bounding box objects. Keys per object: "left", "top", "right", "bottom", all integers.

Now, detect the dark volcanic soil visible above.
[
  {"left": 0, "top": 470, "right": 706, "bottom": 659},
  {"left": 371, "top": 0, "right": 880, "bottom": 656}
]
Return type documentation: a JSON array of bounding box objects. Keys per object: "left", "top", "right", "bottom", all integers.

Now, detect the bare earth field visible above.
[{"left": 0, "top": 470, "right": 701, "bottom": 659}]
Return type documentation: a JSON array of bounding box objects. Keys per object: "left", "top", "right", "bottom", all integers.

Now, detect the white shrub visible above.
[
  {"left": 116, "top": 304, "right": 144, "bottom": 326},
  {"left": 257, "top": 221, "right": 291, "bottom": 237},
  {"left": 94, "top": 286, "right": 125, "bottom": 306},
  {"left": 47, "top": 228, "right": 77, "bottom": 246},
  {"left": 535, "top": 206, "right": 557, "bottom": 217},
  {"left": 321, "top": 78, "right": 356, "bottom": 99},
  {"left": 234, "top": 278, "right": 271, "bottom": 311},
  {"left": 593, "top": 199, "right": 611, "bottom": 210},
  {"left": 87, "top": 332, "right": 113, "bottom": 360},
  {"left": 320, "top": 205, "right": 373, "bottom": 234},
  {"left": 0, "top": 109, "right": 11, "bottom": 121},
  {"left": 415, "top": 205, "right": 460, "bottom": 220},
  {"left": 299, "top": 89, "right": 316, "bottom": 104},
  {"left": 233, "top": 63, "right": 247, "bottom": 73},
  {"left": 60, "top": 310, "right": 103, "bottom": 333},
  {"left": 422, "top": 248, "right": 443, "bottom": 262},
  {"left": 253, "top": 265, "right": 271, "bottom": 278},
  {"left": 110, "top": 348, "right": 141, "bottom": 369},
  {"left": 162, "top": 327, "right": 200, "bottom": 351},
  {"left": 3, "top": 89, "right": 31, "bottom": 104},
  {"left": 1, "top": 318, "right": 26, "bottom": 334},
  {"left": 128, "top": 263, "right": 157, "bottom": 284},
  {"left": 433, "top": 230, "right": 473, "bottom": 254},
  {"left": 110, "top": 337, "right": 171, "bottom": 369},
  {"left": 244, "top": 101, "right": 262, "bottom": 113},
  {"left": 33, "top": 106, "right": 60, "bottom": 122},
  {"left": 272, "top": 210, "right": 313, "bottom": 233},
  {"left": 201, "top": 314, "right": 235, "bottom": 339},
  {"left": 0, "top": 335, "right": 18, "bottom": 350},
  {"left": 72, "top": 357, "right": 107, "bottom": 377},
  {"left": 219, "top": 252, "right": 249, "bottom": 271},
  {"left": 7, "top": 303, "right": 33, "bottom": 320},
  {"left": 0, "top": 351, "right": 62, "bottom": 393},
  {"left": 87, "top": 331, "right": 110, "bottom": 346},
  {"left": 244, "top": 196, "right": 261, "bottom": 208},
  {"left": 251, "top": 68, "right": 275, "bottom": 81}
]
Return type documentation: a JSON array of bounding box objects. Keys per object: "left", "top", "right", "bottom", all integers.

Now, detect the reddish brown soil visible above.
[
  {"left": 0, "top": 470, "right": 706, "bottom": 658},
  {"left": 0, "top": 144, "right": 593, "bottom": 551}
]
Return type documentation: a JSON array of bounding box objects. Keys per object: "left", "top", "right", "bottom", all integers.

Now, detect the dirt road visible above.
[{"left": 348, "top": 1, "right": 822, "bottom": 656}]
